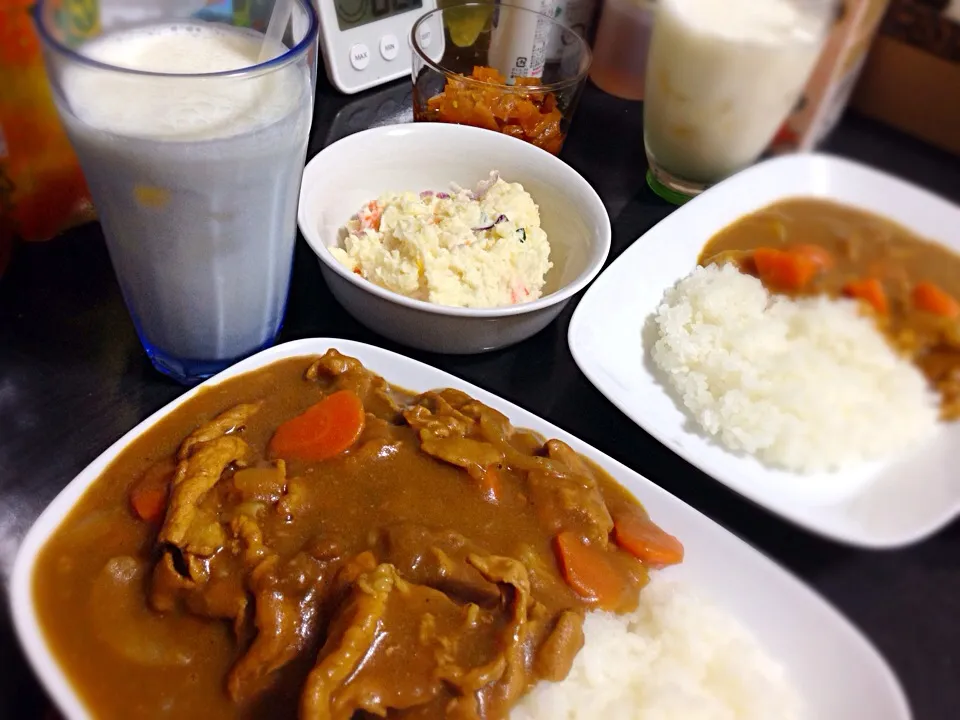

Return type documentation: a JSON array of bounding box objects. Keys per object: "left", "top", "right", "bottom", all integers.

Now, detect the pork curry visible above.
[
  {"left": 33, "top": 351, "right": 683, "bottom": 719},
  {"left": 700, "top": 199, "right": 960, "bottom": 419}
]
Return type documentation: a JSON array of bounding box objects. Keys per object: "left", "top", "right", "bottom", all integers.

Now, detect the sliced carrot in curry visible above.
[
  {"left": 842, "top": 277, "right": 888, "bottom": 314},
  {"left": 612, "top": 509, "right": 684, "bottom": 568},
  {"left": 790, "top": 243, "right": 835, "bottom": 271},
  {"left": 129, "top": 459, "right": 175, "bottom": 523},
  {"left": 554, "top": 531, "right": 627, "bottom": 610},
  {"left": 753, "top": 247, "right": 818, "bottom": 291},
  {"left": 268, "top": 390, "right": 365, "bottom": 462},
  {"left": 912, "top": 281, "right": 960, "bottom": 319},
  {"left": 479, "top": 465, "right": 502, "bottom": 504},
  {"left": 130, "top": 485, "right": 168, "bottom": 524}
]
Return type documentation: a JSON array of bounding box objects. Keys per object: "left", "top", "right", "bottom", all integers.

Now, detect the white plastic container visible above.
[{"left": 488, "top": 0, "right": 557, "bottom": 80}]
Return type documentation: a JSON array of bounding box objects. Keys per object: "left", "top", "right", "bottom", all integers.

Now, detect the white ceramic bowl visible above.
[{"left": 297, "top": 124, "right": 611, "bottom": 354}]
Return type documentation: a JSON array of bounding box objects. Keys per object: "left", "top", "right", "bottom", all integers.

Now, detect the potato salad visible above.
[{"left": 330, "top": 172, "right": 552, "bottom": 308}]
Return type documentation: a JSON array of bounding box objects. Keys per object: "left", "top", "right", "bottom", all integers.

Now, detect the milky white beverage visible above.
[
  {"left": 56, "top": 23, "right": 313, "bottom": 374},
  {"left": 644, "top": 0, "right": 830, "bottom": 187}
]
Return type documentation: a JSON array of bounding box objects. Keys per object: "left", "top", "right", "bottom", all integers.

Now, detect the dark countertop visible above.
[{"left": 2, "top": 76, "right": 959, "bottom": 719}]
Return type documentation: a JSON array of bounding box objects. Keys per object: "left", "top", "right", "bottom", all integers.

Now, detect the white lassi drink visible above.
[
  {"left": 644, "top": 0, "right": 831, "bottom": 190},
  {"left": 53, "top": 22, "right": 314, "bottom": 379}
]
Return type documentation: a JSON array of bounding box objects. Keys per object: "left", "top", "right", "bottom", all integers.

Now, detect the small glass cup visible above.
[
  {"left": 590, "top": 0, "right": 657, "bottom": 101},
  {"left": 411, "top": 2, "right": 592, "bottom": 155},
  {"left": 34, "top": 0, "right": 319, "bottom": 384},
  {"left": 643, "top": 0, "right": 837, "bottom": 202}
]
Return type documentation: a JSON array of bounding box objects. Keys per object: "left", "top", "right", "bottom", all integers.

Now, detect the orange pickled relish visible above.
[{"left": 420, "top": 66, "right": 566, "bottom": 155}]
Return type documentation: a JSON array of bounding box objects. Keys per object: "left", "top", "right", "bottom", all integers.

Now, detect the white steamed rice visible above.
[
  {"left": 512, "top": 574, "right": 801, "bottom": 720},
  {"left": 650, "top": 263, "right": 939, "bottom": 473}
]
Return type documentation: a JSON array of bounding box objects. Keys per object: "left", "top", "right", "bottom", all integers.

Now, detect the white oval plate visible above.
[
  {"left": 12, "top": 338, "right": 907, "bottom": 719},
  {"left": 568, "top": 153, "right": 960, "bottom": 548}
]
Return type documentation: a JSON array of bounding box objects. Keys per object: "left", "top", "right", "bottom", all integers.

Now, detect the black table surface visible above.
[{"left": 2, "top": 76, "right": 959, "bottom": 719}]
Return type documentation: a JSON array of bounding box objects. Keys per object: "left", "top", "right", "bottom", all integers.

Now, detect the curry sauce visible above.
[
  {"left": 700, "top": 199, "right": 960, "bottom": 419},
  {"left": 34, "top": 351, "right": 681, "bottom": 719}
]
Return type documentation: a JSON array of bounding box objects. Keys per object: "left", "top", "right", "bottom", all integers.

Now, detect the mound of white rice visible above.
[
  {"left": 512, "top": 575, "right": 801, "bottom": 720},
  {"left": 650, "top": 263, "right": 939, "bottom": 473}
]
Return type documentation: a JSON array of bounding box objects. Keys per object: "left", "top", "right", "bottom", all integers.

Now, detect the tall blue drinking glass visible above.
[{"left": 34, "top": 0, "right": 319, "bottom": 383}]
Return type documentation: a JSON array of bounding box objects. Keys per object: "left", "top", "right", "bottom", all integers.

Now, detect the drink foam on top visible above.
[
  {"left": 661, "top": 0, "right": 826, "bottom": 45},
  {"left": 63, "top": 23, "right": 305, "bottom": 141}
]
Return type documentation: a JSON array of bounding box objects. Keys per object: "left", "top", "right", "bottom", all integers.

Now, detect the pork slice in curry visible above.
[
  {"left": 700, "top": 199, "right": 960, "bottom": 419},
  {"left": 34, "top": 350, "right": 683, "bottom": 720}
]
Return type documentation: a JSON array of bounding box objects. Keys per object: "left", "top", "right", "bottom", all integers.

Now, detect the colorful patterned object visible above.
[{"left": 0, "top": 0, "right": 96, "bottom": 268}]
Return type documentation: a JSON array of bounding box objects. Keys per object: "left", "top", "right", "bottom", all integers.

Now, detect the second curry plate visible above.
[{"left": 568, "top": 153, "right": 960, "bottom": 548}]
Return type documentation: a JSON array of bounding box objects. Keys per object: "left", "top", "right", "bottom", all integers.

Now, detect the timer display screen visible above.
[{"left": 335, "top": 0, "right": 424, "bottom": 31}]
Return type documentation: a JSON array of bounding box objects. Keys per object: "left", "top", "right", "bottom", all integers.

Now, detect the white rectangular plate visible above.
[
  {"left": 568, "top": 153, "right": 960, "bottom": 548},
  {"left": 12, "top": 338, "right": 908, "bottom": 720}
]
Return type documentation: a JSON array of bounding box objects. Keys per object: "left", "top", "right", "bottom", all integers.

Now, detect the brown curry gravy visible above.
[
  {"left": 33, "top": 353, "right": 668, "bottom": 719},
  {"left": 699, "top": 199, "right": 960, "bottom": 419}
]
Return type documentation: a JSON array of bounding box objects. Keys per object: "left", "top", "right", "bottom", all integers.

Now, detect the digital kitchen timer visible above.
[{"left": 318, "top": 0, "right": 441, "bottom": 94}]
